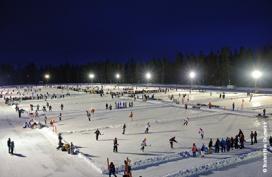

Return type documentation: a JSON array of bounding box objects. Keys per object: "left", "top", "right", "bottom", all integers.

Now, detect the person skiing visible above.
[
  {"left": 106, "top": 103, "right": 108, "bottom": 110},
  {"left": 7, "top": 138, "right": 11, "bottom": 153},
  {"left": 232, "top": 102, "right": 235, "bottom": 111},
  {"left": 95, "top": 129, "right": 102, "bottom": 141},
  {"left": 169, "top": 137, "right": 178, "bottom": 149},
  {"left": 10, "top": 141, "right": 15, "bottom": 154},
  {"left": 122, "top": 123, "right": 126, "bottom": 134},
  {"left": 86, "top": 110, "right": 91, "bottom": 121},
  {"left": 199, "top": 128, "right": 204, "bottom": 139},
  {"left": 192, "top": 143, "right": 198, "bottom": 157},
  {"left": 113, "top": 137, "right": 118, "bottom": 153},
  {"left": 58, "top": 113, "right": 62, "bottom": 121},
  {"left": 44, "top": 115, "right": 47, "bottom": 125},
  {"left": 60, "top": 104, "right": 64, "bottom": 111},
  {"left": 254, "top": 131, "right": 257, "bottom": 144},
  {"left": 129, "top": 111, "right": 133, "bottom": 121},
  {"left": 144, "top": 122, "right": 150, "bottom": 134},
  {"left": 269, "top": 136, "right": 272, "bottom": 146},
  {"left": 250, "top": 131, "right": 254, "bottom": 145},
  {"left": 140, "top": 138, "right": 147, "bottom": 152},
  {"left": 183, "top": 118, "right": 189, "bottom": 126},
  {"left": 49, "top": 105, "right": 52, "bottom": 111}
]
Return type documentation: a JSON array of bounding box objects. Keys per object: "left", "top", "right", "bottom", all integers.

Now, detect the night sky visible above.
[{"left": 0, "top": 0, "right": 272, "bottom": 65}]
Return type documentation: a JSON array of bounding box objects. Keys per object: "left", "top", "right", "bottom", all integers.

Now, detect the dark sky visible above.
[{"left": 0, "top": 0, "right": 272, "bottom": 65}]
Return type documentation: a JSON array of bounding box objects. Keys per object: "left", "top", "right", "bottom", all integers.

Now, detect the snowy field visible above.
[{"left": 0, "top": 84, "right": 271, "bottom": 177}]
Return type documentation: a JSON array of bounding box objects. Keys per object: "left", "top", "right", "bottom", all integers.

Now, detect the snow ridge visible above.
[
  {"left": 102, "top": 151, "right": 191, "bottom": 175},
  {"left": 164, "top": 151, "right": 263, "bottom": 177}
]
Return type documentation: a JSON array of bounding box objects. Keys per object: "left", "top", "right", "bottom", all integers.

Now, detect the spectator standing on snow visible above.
[
  {"left": 108, "top": 161, "right": 117, "bottom": 177},
  {"left": 10, "top": 141, "right": 15, "bottom": 154},
  {"left": 254, "top": 131, "right": 257, "bottom": 144},
  {"left": 192, "top": 143, "right": 198, "bottom": 157},
  {"left": 250, "top": 131, "right": 254, "bottom": 145},
  {"left": 263, "top": 109, "right": 266, "bottom": 117},
  {"left": 214, "top": 138, "right": 220, "bottom": 153},
  {"left": 7, "top": 138, "right": 11, "bottom": 153},
  {"left": 124, "top": 158, "right": 132, "bottom": 177},
  {"left": 220, "top": 138, "right": 226, "bottom": 152},
  {"left": 122, "top": 123, "right": 126, "bottom": 134},
  {"left": 208, "top": 138, "right": 213, "bottom": 154},
  {"left": 95, "top": 129, "right": 101, "bottom": 141},
  {"left": 232, "top": 102, "right": 235, "bottom": 111}
]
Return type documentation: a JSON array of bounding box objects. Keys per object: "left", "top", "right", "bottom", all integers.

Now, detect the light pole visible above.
[
  {"left": 145, "top": 72, "right": 152, "bottom": 83},
  {"left": 44, "top": 74, "right": 50, "bottom": 85},
  {"left": 115, "top": 73, "right": 120, "bottom": 82},
  {"left": 188, "top": 71, "right": 196, "bottom": 93},
  {"left": 89, "top": 73, "right": 95, "bottom": 84},
  {"left": 251, "top": 70, "right": 262, "bottom": 93}
]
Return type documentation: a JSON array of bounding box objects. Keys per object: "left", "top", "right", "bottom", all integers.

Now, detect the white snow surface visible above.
[{"left": 0, "top": 85, "right": 271, "bottom": 177}]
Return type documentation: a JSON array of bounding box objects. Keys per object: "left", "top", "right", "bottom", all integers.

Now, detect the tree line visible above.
[{"left": 0, "top": 46, "right": 272, "bottom": 87}]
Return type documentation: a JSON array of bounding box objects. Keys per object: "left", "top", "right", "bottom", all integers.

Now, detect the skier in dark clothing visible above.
[
  {"left": 250, "top": 131, "right": 254, "bottom": 145},
  {"left": 57, "top": 133, "right": 63, "bottom": 150},
  {"left": 263, "top": 109, "right": 266, "bottom": 117},
  {"left": 232, "top": 102, "right": 235, "bottom": 111},
  {"left": 113, "top": 138, "right": 118, "bottom": 152},
  {"left": 122, "top": 123, "right": 126, "bottom": 134},
  {"left": 230, "top": 137, "right": 234, "bottom": 149},
  {"left": 220, "top": 138, "right": 226, "bottom": 152},
  {"left": 208, "top": 138, "right": 213, "bottom": 154},
  {"left": 7, "top": 138, "right": 11, "bottom": 153},
  {"left": 226, "top": 137, "right": 230, "bottom": 152},
  {"left": 269, "top": 136, "right": 272, "bottom": 146},
  {"left": 18, "top": 109, "right": 22, "bottom": 118},
  {"left": 61, "top": 104, "right": 64, "bottom": 111},
  {"left": 169, "top": 137, "right": 178, "bottom": 149},
  {"left": 254, "top": 131, "right": 257, "bottom": 144},
  {"left": 95, "top": 129, "right": 101, "bottom": 141},
  {"left": 86, "top": 111, "right": 91, "bottom": 121},
  {"left": 240, "top": 134, "right": 245, "bottom": 149},
  {"left": 214, "top": 138, "right": 220, "bottom": 153},
  {"left": 108, "top": 162, "right": 117, "bottom": 177},
  {"left": 10, "top": 141, "right": 15, "bottom": 154},
  {"left": 106, "top": 103, "right": 108, "bottom": 110},
  {"left": 58, "top": 113, "right": 62, "bottom": 121},
  {"left": 234, "top": 136, "right": 239, "bottom": 149}
]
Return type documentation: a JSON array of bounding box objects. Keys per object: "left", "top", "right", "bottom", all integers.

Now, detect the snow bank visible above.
[
  {"left": 164, "top": 151, "right": 263, "bottom": 177},
  {"left": 102, "top": 151, "right": 191, "bottom": 175}
]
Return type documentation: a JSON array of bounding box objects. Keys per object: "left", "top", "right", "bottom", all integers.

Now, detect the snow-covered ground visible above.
[{"left": 0, "top": 85, "right": 271, "bottom": 177}]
